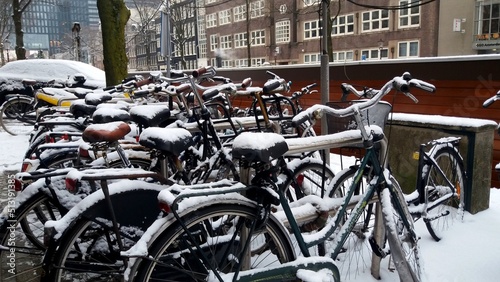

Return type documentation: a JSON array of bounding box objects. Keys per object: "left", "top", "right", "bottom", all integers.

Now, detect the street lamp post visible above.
[{"left": 72, "top": 22, "right": 81, "bottom": 62}]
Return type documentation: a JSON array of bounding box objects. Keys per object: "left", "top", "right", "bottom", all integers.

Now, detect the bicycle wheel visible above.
[
  {"left": 422, "top": 145, "right": 466, "bottom": 241},
  {"left": 381, "top": 184, "right": 422, "bottom": 282},
  {"left": 326, "top": 166, "right": 377, "bottom": 280},
  {"left": 0, "top": 191, "right": 63, "bottom": 281},
  {"left": 131, "top": 203, "right": 295, "bottom": 282},
  {"left": 0, "top": 96, "right": 36, "bottom": 135},
  {"left": 283, "top": 158, "right": 335, "bottom": 201}
]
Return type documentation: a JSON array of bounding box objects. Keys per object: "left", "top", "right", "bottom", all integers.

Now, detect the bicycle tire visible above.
[
  {"left": 131, "top": 203, "right": 295, "bottom": 282},
  {"left": 0, "top": 191, "right": 63, "bottom": 281},
  {"left": 0, "top": 96, "right": 36, "bottom": 136},
  {"left": 327, "top": 165, "right": 377, "bottom": 279},
  {"left": 381, "top": 184, "right": 422, "bottom": 282},
  {"left": 422, "top": 145, "right": 466, "bottom": 241}
]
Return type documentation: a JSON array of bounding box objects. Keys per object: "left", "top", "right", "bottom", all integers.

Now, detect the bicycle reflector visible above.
[
  {"left": 13, "top": 178, "right": 23, "bottom": 191},
  {"left": 65, "top": 177, "right": 80, "bottom": 194},
  {"left": 158, "top": 201, "right": 171, "bottom": 214}
]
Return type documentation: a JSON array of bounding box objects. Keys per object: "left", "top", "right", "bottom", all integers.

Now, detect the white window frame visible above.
[
  {"left": 360, "top": 48, "right": 389, "bottom": 60},
  {"left": 304, "top": 53, "right": 320, "bottom": 64},
  {"left": 251, "top": 57, "right": 266, "bottom": 66},
  {"left": 304, "top": 20, "right": 321, "bottom": 39},
  {"left": 221, "top": 60, "right": 232, "bottom": 68},
  {"left": 206, "top": 13, "right": 217, "bottom": 28},
  {"left": 332, "top": 14, "right": 355, "bottom": 36},
  {"left": 399, "top": 0, "right": 420, "bottom": 28},
  {"left": 361, "top": 10, "right": 389, "bottom": 32},
  {"left": 276, "top": 20, "right": 290, "bottom": 43},
  {"left": 233, "top": 5, "right": 246, "bottom": 22},
  {"left": 220, "top": 35, "right": 232, "bottom": 49},
  {"left": 398, "top": 40, "right": 419, "bottom": 58},
  {"left": 250, "top": 0, "right": 265, "bottom": 18},
  {"left": 235, "top": 59, "right": 249, "bottom": 67},
  {"left": 210, "top": 34, "right": 218, "bottom": 51},
  {"left": 199, "top": 43, "right": 207, "bottom": 58},
  {"left": 234, "top": 32, "right": 247, "bottom": 48},
  {"left": 332, "top": 50, "right": 354, "bottom": 62},
  {"left": 218, "top": 9, "right": 231, "bottom": 26},
  {"left": 251, "top": 29, "right": 266, "bottom": 46}
]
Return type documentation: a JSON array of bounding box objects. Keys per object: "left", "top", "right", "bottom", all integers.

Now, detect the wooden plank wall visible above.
[{"left": 216, "top": 56, "right": 500, "bottom": 188}]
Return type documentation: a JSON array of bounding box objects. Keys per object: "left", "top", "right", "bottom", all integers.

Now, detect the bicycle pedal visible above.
[{"left": 368, "top": 236, "right": 387, "bottom": 258}]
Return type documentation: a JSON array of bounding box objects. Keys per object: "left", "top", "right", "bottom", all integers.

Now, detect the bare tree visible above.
[
  {"left": 169, "top": 1, "right": 197, "bottom": 69},
  {"left": 12, "top": 0, "right": 33, "bottom": 60},
  {"left": 0, "top": 0, "right": 12, "bottom": 65},
  {"left": 128, "top": 0, "right": 163, "bottom": 70}
]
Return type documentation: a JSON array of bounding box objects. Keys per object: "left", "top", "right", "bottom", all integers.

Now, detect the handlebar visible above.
[
  {"left": 483, "top": 90, "right": 500, "bottom": 108},
  {"left": 292, "top": 82, "right": 318, "bottom": 99},
  {"left": 291, "top": 72, "right": 435, "bottom": 128}
]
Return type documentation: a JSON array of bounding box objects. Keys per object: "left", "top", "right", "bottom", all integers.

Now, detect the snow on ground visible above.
[{"left": 0, "top": 126, "right": 499, "bottom": 281}]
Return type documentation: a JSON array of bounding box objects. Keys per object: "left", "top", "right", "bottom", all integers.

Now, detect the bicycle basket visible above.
[{"left": 325, "top": 100, "right": 392, "bottom": 134}]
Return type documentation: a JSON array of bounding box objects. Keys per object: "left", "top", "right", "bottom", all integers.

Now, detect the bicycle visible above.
[
  {"left": 331, "top": 82, "right": 466, "bottom": 243},
  {"left": 38, "top": 68, "right": 336, "bottom": 281},
  {"left": 124, "top": 72, "right": 433, "bottom": 282}
]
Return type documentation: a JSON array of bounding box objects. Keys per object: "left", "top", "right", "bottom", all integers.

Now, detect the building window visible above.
[
  {"left": 234, "top": 32, "right": 247, "bottom": 48},
  {"left": 251, "top": 57, "right": 266, "bottom": 66},
  {"left": 362, "top": 10, "right": 389, "bottom": 32},
  {"left": 233, "top": 5, "right": 246, "bottom": 22},
  {"left": 276, "top": 20, "right": 290, "bottom": 43},
  {"left": 399, "top": 0, "right": 420, "bottom": 28},
  {"left": 304, "top": 53, "right": 320, "bottom": 64},
  {"left": 206, "top": 13, "right": 217, "bottom": 28},
  {"left": 250, "top": 0, "right": 265, "bottom": 18},
  {"left": 251, "top": 29, "right": 265, "bottom": 45},
  {"left": 219, "top": 9, "right": 231, "bottom": 25},
  {"left": 304, "top": 20, "right": 321, "bottom": 39},
  {"left": 210, "top": 34, "right": 218, "bottom": 51},
  {"left": 235, "top": 59, "right": 248, "bottom": 67},
  {"left": 398, "top": 41, "right": 419, "bottom": 58},
  {"left": 475, "top": 2, "right": 500, "bottom": 40},
  {"left": 205, "top": 0, "right": 217, "bottom": 4},
  {"left": 220, "top": 35, "right": 232, "bottom": 49},
  {"left": 361, "top": 48, "right": 389, "bottom": 60},
  {"left": 332, "top": 14, "right": 354, "bottom": 35},
  {"left": 333, "top": 51, "right": 354, "bottom": 62},
  {"left": 199, "top": 43, "right": 207, "bottom": 58},
  {"left": 221, "top": 60, "right": 232, "bottom": 68}
]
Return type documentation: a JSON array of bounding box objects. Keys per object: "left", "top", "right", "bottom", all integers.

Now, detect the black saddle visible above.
[
  {"left": 232, "top": 132, "right": 288, "bottom": 163},
  {"left": 130, "top": 105, "right": 171, "bottom": 128},
  {"left": 139, "top": 127, "right": 193, "bottom": 156}
]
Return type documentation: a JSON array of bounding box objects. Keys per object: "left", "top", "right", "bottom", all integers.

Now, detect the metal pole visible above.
[
  {"left": 321, "top": 0, "right": 330, "bottom": 165},
  {"left": 161, "top": 1, "right": 172, "bottom": 77}
]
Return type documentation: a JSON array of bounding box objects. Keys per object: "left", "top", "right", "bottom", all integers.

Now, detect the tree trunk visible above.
[
  {"left": 97, "top": 0, "right": 130, "bottom": 86},
  {"left": 12, "top": 0, "right": 26, "bottom": 60}
]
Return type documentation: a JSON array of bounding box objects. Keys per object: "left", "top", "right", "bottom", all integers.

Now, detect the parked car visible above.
[{"left": 0, "top": 59, "right": 106, "bottom": 105}]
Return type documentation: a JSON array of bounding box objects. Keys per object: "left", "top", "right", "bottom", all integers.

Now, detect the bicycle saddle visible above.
[
  {"left": 129, "top": 105, "right": 171, "bottom": 128},
  {"left": 139, "top": 127, "right": 194, "bottom": 156},
  {"left": 92, "top": 107, "right": 131, "bottom": 124},
  {"left": 232, "top": 132, "right": 289, "bottom": 163},
  {"left": 70, "top": 100, "right": 97, "bottom": 118},
  {"left": 82, "top": 121, "right": 131, "bottom": 143}
]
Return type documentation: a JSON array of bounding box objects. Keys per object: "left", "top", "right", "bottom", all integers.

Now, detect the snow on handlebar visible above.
[{"left": 291, "top": 73, "right": 435, "bottom": 127}]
